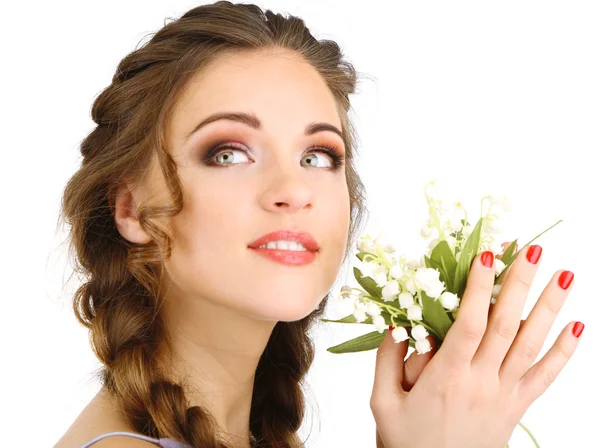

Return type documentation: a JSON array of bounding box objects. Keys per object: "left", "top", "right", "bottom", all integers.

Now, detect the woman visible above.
[{"left": 54, "top": 2, "right": 582, "bottom": 447}]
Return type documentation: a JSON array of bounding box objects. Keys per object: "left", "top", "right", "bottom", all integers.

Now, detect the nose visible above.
[{"left": 259, "top": 165, "right": 315, "bottom": 214}]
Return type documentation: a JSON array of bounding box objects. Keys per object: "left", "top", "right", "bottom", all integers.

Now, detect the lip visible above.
[{"left": 248, "top": 229, "right": 320, "bottom": 252}]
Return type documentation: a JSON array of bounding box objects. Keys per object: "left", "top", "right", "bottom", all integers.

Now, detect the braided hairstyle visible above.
[{"left": 59, "top": 1, "right": 368, "bottom": 446}]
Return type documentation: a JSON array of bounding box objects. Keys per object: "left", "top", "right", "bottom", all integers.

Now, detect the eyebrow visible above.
[{"left": 184, "top": 111, "right": 344, "bottom": 143}]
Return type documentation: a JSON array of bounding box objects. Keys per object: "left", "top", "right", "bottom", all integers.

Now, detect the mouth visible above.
[
  {"left": 248, "top": 229, "right": 319, "bottom": 265},
  {"left": 247, "top": 229, "right": 320, "bottom": 252}
]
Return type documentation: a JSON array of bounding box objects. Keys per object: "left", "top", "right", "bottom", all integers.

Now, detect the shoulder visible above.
[{"left": 54, "top": 388, "right": 157, "bottom": 448}]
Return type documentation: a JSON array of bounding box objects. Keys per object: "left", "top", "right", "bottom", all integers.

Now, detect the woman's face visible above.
[{"left": 159, "top": 49, "right": 350, "bottom": 322}]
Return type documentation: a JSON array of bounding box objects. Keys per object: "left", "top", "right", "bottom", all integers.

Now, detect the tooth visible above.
[
  {"left": 266, "top": 241, "right": 277, "bottom": 249},
  {"left": 276, "top": 241, "right": 290, "bottom": 250}
]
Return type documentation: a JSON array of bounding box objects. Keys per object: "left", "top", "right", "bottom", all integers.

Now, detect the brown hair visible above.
[{"left": 59, "top": 1, "right": 368, "bottom": 447}]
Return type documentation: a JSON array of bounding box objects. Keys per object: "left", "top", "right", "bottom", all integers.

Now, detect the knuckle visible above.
[
  {"left": 461, "top": 321, "right": 485, "bottom": 342},
  {"left": 542, "top": 368, "right": 558, "bottom": 389},
  {"left": 545, "top": 298, "right": 563, "bottom": 316},
  {"left": 492, "top": 316, "right": 519, "bottom": 342},
  {"left": 513, "top": 272, "right": 531, "bottom": 289},
  {"left": 519, "top": 339, "right": 540, "bottom": 364}
]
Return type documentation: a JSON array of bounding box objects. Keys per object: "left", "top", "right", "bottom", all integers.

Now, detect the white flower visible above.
[
  {"left": 407, "top": 304, "right": 423, "bottom": 321},
  {"left": 420, "top": 226, "right": 433, "bottom": 238},
  {"left": 365, "top": 302, "right": 381, "bottom": 316},
  {"left": 389, "top": 264, "right": 403, "bottom": 280},
  {"left": 398, "top": 292, "right": 415, "bottom": 308},
  {"left": 339, "top": 285, "right": 353, "bottom": 299},
  {"left": 411, "top": 324, "right": 429, "bottom": 340},
  {"left": 373, "top": 270, "right": 388, "bottom": 288},
  {"left": 488, "top": 239, "right": 504, "bottom": 255},
  {"left": 494, "top": 258, "right": 506, "bottom": 276},
  {"left": 373, "top": 315, "right": 387, "bottom": 333},
  {"left": 382, "top": 280, "right": 400, "bottom": 302},
  {"left": 383, "top": 244, "right": 396, "bottom": 254},
  {"left": 414, "top": 268, "right": 446, "bottom": 298},
  {"left": 391, "top": 326, "right": 409, "bottom": 343},
  {"left": 414, "top": 267, "right": 439, "bottom": 288},
  {"left": 492, "top": 284, "right": 502, "bottom": 299},
  {"left": 353, "top": 308, "right": 367, "bottom": 323},
  {"left": 448, "top": 215, "right": 463, "bottom": 232},
  {"left": 439, "top": 291, "right": 460, "bottom": 310},
  {"left": 428, "top": 238, "right": 440, "bottom": 251},
  {"left": 415, "top": 338, "right": 432, "bottom": 354},
  {"left": 357, "top": 260, "right": 377, "bottom": 278}
]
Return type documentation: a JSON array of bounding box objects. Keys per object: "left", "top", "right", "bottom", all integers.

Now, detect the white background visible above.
[{"left": 1, "top": 1, "right": 598, "bottom": 446}]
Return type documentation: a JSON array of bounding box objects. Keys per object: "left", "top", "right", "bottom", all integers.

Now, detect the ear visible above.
[{"left": 113, "top": 182, "right": 152, "bottom": 244}]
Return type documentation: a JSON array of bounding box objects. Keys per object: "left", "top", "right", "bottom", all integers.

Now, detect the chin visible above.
[{"left": 250, "top": 292, "right": 328, "bottom": 323}]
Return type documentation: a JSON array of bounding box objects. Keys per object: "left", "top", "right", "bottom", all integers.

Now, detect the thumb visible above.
[{"left": 372, "top": 328, "right": 409, "bottom": 403}]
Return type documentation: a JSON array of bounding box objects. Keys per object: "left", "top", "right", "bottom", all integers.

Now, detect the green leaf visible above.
[
  {"left": 497, "top": 220, "right": 563, "bottom": 283},
  {"left": 353, "top": 267, "right": 383, "bottom": 298},
  {"left": 326, "top": 330, "right": 387, "bottom": 354},
  {"left": 420, "top": 292, "right": 453, "bottom": 340},
  {"left": 320, "top": 310, "right": 392, "bottom": 325},
  {"left": 430, "top": 240, "right": 458, "bottom": 293},
  {"left": 356, "top": 251, "right": 372, "bottom": 262},
  {"left": 454, "top": 218, "right": 484, "bottom": 299},
  {"left": 501, "top": 239, "right": 518, "bottom": 265},
  {"left": 320, "top": 314, "right": 374, "bottom": 325}
]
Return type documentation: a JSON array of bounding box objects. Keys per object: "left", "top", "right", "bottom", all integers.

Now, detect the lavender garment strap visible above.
[{"left": 80, "top": 431, "right": 192, "bottom": 448}]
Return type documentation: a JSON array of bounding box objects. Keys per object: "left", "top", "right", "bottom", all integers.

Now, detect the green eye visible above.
[{"left": 301, "top": 152, "right": 332, "bottom": 168}]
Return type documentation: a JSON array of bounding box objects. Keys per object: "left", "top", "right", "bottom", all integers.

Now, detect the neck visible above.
[{"left": 158, "top": 287, "right": 276, "bottom": 445}]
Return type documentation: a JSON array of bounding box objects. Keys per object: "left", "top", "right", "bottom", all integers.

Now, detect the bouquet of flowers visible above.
[{"left": 321, "top": 179, "right": 561, "bottom": 448}]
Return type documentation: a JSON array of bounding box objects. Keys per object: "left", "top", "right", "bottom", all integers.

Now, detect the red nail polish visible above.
[
  {"left": 572, "top": 321, "right": 584, "bottom": 338},
  {"left": 481, "top": 251, "right": 494, "bottom": 268},
  {"left": 558, "top": 271, "right": 574, "bottom": 290},
  {"left": 526, "top": 245, "right": 543, "bottom": 264},
  {"left": 388, "top": 325, "right": 394, "bottom": 332}
]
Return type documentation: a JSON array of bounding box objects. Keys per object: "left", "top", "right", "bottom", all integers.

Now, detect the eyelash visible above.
[{"left": 202, "top": 141, "right": 346, "bottom": 172}]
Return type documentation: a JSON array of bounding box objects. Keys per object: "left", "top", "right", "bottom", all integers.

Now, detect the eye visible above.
[
  {"left": 301, "top": 151, "right": 333, "bottom": 168},
  {"left": 214, "top": 149, "right": 251, "bottom": 166}
]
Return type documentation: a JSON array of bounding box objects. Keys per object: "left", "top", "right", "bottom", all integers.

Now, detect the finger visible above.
[
  {"left": 517, "top": 321, "right": 584, "bottom": 407},
  {"left": 489, "top": 243, "right": 520, "bottom": 316},
  {"left": 437, "top": 251, "right": 496, "bottom": 370},
  {"left": 499, "top": 270, "right": 574, "bottom": 386},
  {"left": 472, "top": 245, "right": 543, "bottom": 373},
  {"left": 371, "top": 329, "right": 409, "bottom": 410},
  {"left": 402, "top": 336, "right": 437, "bottom": 391}
]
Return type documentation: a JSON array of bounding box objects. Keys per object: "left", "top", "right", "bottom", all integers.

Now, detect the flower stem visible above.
[{"left": 518, "top": 420, "right": 540, "bottom": 448}]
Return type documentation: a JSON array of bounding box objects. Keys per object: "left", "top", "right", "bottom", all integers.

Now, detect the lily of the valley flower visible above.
[
  {"left": 414, "top": 267, "right": 446, "bottom": 299},
  {"left": 391, "top": 326, "right": 409, "bottom": 343},
  {"left": 398, "top": 292, "right": 415, "bottom": 309},
  {"left": 494, "top": 258, "right": 506, "bottom": 276},
  {"left": 439, "top": 291, "right": 460, "bottom": 310},
  {"left": 373, "top": 315, "right": 387, "bottom": 333},
  {"left": 382, "top": 280, "right": 400, "bottom": 302},
  {"left": 407, "top": 304, "right": 423, "bottom": 321}
]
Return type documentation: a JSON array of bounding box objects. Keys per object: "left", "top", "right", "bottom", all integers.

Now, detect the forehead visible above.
[{"left": 169, "top": 49, "right": 342, "bottom": 145}]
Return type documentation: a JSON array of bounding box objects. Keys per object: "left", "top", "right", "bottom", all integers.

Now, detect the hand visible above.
[
  {"left": 371, "top": 245, "right": 581, "bottom": 448},
  {"left": 375, "top": 241, "right": 513, "bottom": 448}
]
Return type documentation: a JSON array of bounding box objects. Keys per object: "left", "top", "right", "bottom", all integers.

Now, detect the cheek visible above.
[{"left": 164, "top": 182, "right": 251, "bottom": 295}]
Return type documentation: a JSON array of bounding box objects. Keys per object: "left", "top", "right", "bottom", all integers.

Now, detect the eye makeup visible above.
[{"left": 200, "top": 139, "right": 346, "bottom": 172}]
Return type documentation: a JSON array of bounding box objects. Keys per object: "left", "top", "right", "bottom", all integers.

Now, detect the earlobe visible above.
[{"left": 113, "top": 183, "right": 152, "bottom": 244}]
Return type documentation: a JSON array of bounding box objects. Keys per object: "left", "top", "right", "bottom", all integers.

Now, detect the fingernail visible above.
[
  {"left": 481, "top": 251, "right": 494, "bottom": 268},
  {"left": 558, "top": 271, "right": 574, "bottom": 290},
  {"left": 388, "top": 325, "right": 394, "bottom": 332},
  {"left": 526, "top": 245, "right": 543, "bottom": 264},
  {"left": 572, "top": 321, "right": 585, "bottom": 338}
]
